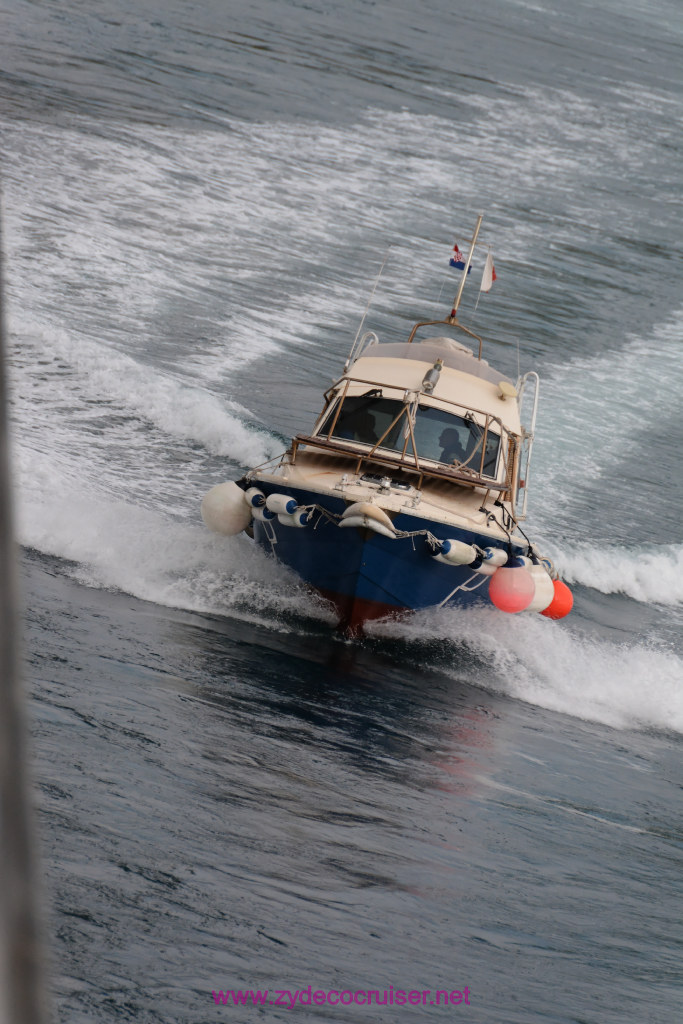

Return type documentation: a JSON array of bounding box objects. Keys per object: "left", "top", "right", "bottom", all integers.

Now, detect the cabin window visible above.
[
  {"left": 410, "top": 405, "right": 500, "bottom": 475},
  {"left": 318, "top": 396, "right": 500, "bottom": 478},
  {"left": 320, "top": 395, "right": 404, "bottom": 449}
]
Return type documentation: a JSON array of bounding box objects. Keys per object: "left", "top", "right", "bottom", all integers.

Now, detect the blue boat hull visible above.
[{"left": 251, "top": 484, "right": 520, "bottom": 631}]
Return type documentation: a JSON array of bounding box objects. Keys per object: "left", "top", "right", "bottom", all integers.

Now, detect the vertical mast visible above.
[{"left": 449, "top": 213, "right": 483, "bottom": 321}]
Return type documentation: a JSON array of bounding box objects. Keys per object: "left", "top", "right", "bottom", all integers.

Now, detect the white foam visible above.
[
  {"left": 553, "top": 542, "right": 683, "bottom": 606},
  {"left": 532, "top": 309, "right": 683, "bottom": 510},
  {"left": 5, "top": 79, "right": 680, "bottom": 361},
  {"left": 525, "top": 308, "right": 683, "bottom": 604},
  {"left": 3, "top": 92, "right": 682, "bottom": 729},
  {"left": 10, "top": 317, "right": 279, "bottom": 466},
  {"left": 370, "top": 606, "right": 683, "bottom": 734},
  {"left": 15, "top": 466, "right": 333, "bottom": 626}
]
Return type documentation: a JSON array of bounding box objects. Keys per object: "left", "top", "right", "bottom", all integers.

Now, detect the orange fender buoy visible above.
[
  {"left": 540, "top": 579, "right": 573, "bottom": 619},
  {"left": 488, "top": 564, "right": 535, "bottom": 613}
]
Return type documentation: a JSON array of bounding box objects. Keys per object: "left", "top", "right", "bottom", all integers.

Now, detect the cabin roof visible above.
[
  {"left": 353, "top": 336, "right": 515, "bottom": 386},
  {"left": 345, "top": 353, "right": 521, "bottom": 433}
]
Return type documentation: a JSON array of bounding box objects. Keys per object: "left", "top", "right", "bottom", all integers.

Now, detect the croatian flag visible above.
[
  {"left": 480, "top": 250, "right": 497, "bottom": 292},
  {"left": 449, "top": 245, "right": 471, "bottom": 273}
]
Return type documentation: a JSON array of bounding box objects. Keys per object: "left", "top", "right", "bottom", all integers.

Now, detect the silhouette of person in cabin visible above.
[{"left": 439, "top": 427, "right": 466, "bottom": 464}]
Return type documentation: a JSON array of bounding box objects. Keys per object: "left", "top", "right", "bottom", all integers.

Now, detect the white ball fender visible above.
[{"left": 201, "top": 481, "right": 253, "bottom": 536}]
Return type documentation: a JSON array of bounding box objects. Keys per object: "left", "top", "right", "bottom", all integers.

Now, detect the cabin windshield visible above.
[{"left": 318, "top": 394, "right": 500, "bottom": 477}]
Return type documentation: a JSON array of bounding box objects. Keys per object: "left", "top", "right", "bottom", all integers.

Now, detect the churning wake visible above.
[
  {"left": 4, "top": 94, "right": 682, "bottom": 733},
  {"left": 369, "top": 606, "right": 683, "bottom": 735}
]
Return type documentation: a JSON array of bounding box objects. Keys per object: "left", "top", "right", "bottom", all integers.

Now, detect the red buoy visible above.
[
  {"left": 540, "top": 579, "right": 573, "bottom": 619},
  {"left": 488, "top": 565, "right": 535, "bottom": 613}
]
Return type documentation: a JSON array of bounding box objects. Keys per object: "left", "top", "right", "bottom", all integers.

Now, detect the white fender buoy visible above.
[
  {"left": 469, "top": 561, "right": 497, "bottom": 576},
  {"left": 201, "top": 481, "right": 253, "bottom": 536},
  {"left": 481, "top": 547, "right": 507, "bottom": 568},
  {"left": 266, "top": 493, "right": 298, "bottom": 516},
  {"left": 465, "top": 546, "right": 508, "bottom": 575},
  {"left": 339, "top": 515, "right": 396, "bottom": 540},
  {"left": 433, "top": 538, "right": 478, "bottom": 565},
  {"left": 433, "top": 542, "right": 509, "bottom": 573},
  {"left": 252, "top": 505, "right": 276, "bottom": 522},
  {"left": 244, "top": 486, "right": 266, "bottom": 508},
  {"left": 277, "top": 507, "right": 309, "bottom": 528},
  {"left": 526, "top": 562, "right": 555, "bottom": 612}
]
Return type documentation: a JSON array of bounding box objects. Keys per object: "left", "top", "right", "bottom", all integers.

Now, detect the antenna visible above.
[{"left": 345, "top": 247, "right": 391, "bottom": 370}]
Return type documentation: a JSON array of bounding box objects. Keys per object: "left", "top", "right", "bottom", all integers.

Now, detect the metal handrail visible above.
[
  {"left": 514, "top": 370, "right": 540, "bottom": 519},
  {"left": 314, "top": 373, "right": 517, "bottom": 490},
  {"left": 296, "top": 372, "right": 518, "bottom": 493},
  {"left": 343, "top": 330, "right": 379, "bottom": 373},
  {"left": 405, "top": 317, "right": 484, "bottom": 360},
  {"left": 322, "top": 372, "right": 509, "bottom": 439}
]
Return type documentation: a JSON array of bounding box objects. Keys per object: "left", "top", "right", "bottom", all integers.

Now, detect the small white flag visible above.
[{"left": 480, "top": 250, "right": 497, "bottom": 292}]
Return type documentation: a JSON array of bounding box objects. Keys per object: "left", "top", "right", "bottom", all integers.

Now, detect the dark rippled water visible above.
[{"left": 2, "top": 1, "right": 683, "bottom": 1021}]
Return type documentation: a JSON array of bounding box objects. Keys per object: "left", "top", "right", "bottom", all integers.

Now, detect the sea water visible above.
[{"left": 2, "top": 1, "right": 682, "bottom": 1021}]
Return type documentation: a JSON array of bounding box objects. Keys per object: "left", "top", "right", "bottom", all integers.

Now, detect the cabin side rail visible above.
[{"left": 514, "top": 370, "right": 540, "bottom": 519}]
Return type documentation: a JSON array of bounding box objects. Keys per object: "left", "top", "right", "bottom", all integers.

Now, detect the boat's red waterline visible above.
[{"left": 318, "top": 587, "right": 401, "bottom": 636}]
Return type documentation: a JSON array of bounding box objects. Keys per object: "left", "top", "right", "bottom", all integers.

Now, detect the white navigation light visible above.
[{"left": 421, "top": 359, "right": 444, "bottom": 394}]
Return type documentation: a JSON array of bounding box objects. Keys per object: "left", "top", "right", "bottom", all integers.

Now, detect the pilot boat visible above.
[{"left": 201, "top": 216, "right": 573, "bottom": 633}]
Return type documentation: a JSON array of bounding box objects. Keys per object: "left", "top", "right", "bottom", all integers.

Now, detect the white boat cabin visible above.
[{"left": 290, "top": 325, "right": 531, "bottom": 504}]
